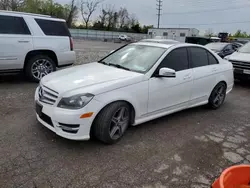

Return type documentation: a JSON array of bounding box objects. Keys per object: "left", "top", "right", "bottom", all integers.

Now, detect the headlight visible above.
[{"left": 58, "top": 93, "right": 94, "bottom": 109}]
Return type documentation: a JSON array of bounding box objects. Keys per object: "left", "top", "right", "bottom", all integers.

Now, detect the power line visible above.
[
  {"left": 161, "top": 5, "right": 250, "bottom": 15},
  {"left": 156, "top": 0, "right": 163, "bottom": 28},
  {"left": 161, "top": 20, "right": 250, "bottom": 26}
]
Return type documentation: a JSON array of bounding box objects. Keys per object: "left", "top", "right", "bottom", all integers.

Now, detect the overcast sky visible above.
[{"left": 56, "top": 0, "right": 250, "bottom": 34}]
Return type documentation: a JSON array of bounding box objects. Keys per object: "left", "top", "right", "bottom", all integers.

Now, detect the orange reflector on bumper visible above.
[{"left": 80, "top": 112, "right": 94, "bottom": 119}]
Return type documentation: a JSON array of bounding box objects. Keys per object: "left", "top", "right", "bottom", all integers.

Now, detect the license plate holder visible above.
[{"left": 36, "top": 101, "right": 43, "bottom": 117}]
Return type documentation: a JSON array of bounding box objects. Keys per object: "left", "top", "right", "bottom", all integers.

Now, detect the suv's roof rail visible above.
[{"left": 0, "top": 10, "right": 51, "bottom": 18}]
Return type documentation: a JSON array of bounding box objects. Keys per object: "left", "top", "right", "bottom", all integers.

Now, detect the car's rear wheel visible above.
[
  {"left": 93, "top": 102, "right": 131, "bottom": 144},
  {"left": 208, "top": 82, "right": 227, "bottom": 109},
  {"left": 25, "top": 55, "right": 56, "bottom": 82}
]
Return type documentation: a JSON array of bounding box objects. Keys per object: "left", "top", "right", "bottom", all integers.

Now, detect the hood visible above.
[
  {"left": 227, "top": 52, "right": 250, "bottom": 62},
  {"left": 41, "top": 62, "right": 142, "bottom": 94}
]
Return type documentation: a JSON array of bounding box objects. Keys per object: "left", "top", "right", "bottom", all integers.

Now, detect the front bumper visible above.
[{"left": 35, "top": 87, "right": 102, "bottom": 140}]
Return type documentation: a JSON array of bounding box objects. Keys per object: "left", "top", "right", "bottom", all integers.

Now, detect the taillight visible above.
[{"left": 70, "top": 37, "right": 74, "bottom": 51}]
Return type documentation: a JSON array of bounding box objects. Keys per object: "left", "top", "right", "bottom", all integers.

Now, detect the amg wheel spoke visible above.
[
  {"left": 110, "top": 125, "right": 120, "bottom": 138},
  {"left": 118, "top": 107, "right": 125, "bottom": 120}
]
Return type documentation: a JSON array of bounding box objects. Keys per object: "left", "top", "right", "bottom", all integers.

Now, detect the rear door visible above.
[
  {"left": 0, "top": 15, "right": 33, "bottom": 70},
  {"left": 33, "top": 18, "right": 73, "bottom": 66},
  {"left": 188, "top": 47, "right": 220, "bottom": 106}
]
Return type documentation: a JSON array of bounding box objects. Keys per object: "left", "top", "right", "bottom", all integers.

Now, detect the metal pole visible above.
[{"left": 156, "top": 0, "right": 163, "bottom": 28}]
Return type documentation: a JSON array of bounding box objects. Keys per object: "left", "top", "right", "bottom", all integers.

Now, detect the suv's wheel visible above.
[
  {"left": 25, "top": 55, "right": 56, "bottom": 82},
  {"left": 208, "top": 82, "right": 227, "bottom": 109},
  {"left": 93, "top": 102, "right": 131, "bottom": 144}
]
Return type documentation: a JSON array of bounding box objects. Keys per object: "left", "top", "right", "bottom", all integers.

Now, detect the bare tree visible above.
[
  {"left": 0, "top": 0, "right": 9, "bottom": 10},
  {"left": 80, "top": 0, "right": 102, "bottom": 29},
  {"left": 105, "top": 5, "right": 115, "bottom": 30},
  {"left": 118, "top": 7, "right": 129, "bottom": 28},
  {"left": 98, "top": 6, "right": 108, "bottom": 28},
  {"left": 0, "top": 0, "right": 24, "bottom": 10},
  {"left": 66, "top": 0, "right": 78, "bottom": 28},
  {"left": 128, "top": 13, "right": 138, "bottom": 28}
]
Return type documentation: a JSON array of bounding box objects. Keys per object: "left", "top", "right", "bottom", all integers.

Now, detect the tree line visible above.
[
  {"left": 0, "top": 0, "right": 153, "bottom": 33},
  {"left": 205, "top": 28, "right": 250, "bottom": 38}
]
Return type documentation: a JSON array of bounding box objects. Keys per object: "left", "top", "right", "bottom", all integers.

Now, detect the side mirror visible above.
[{"left": 158, "top": 68, "right": 176, "bottom": 78}]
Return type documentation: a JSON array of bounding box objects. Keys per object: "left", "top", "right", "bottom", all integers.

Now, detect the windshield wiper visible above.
[{"left": 109, "top": 64, "right": 131, "bottom": 71}]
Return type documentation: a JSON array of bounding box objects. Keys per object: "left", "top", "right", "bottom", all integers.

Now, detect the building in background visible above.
[{"left": 148, "top": 28, "right": 199, "bottom": 42}]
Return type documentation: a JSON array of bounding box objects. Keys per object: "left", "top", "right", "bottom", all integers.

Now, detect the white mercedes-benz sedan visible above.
[{"left": 35, "top": 42, "right": 234, "bottom": 144}]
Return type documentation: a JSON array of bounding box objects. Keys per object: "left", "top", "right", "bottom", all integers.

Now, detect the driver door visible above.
[{"left": 148, "top": 47, "right": 193, "bottom": 114}]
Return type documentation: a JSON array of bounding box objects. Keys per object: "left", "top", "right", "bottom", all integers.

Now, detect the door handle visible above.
[
  {"left": 183, "top": 74, "right": 192, "bottom": 80},
  {"left": 212, "top": 67, "right": 218, "bottom": 72},
  {"left": 18, "top": 40, "right": 29, "bottom": 43}
]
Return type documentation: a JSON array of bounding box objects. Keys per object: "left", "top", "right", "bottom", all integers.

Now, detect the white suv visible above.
[{"left": 0, "top": 11, "right": 76, "bottom": 82}]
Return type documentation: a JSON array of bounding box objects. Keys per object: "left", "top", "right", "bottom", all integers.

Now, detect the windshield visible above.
[
  {"left": 205, "top": 43, "right": 227, "bottom": 51},
  {"left": 100, "top": 44, "right": 166, "bottom": 73},
  {"left": 238, "top": 42, "right": 250, "bottom": 53}
]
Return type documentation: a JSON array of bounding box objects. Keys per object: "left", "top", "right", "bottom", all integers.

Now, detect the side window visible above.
[
  {"left": 35, "top": 19, "right": 71, "bottom": 36},
  {"left": 0, "top": 15, "right": 30, "bottom": 35},
  {"left": 158, "top": 48, "right": 189, "bottom": 72},
  {"left": 163, "top": 32, "right": 168, "bottom": 36},
  {"left": 180, "top": 33, "right": 186, "bottom": 37},
  {"left": 189, "top": 47, "right": 209, "bottom": 68},
  {"left": 224, "top": 44, "right": 233, "bottom": 51},
  {"left": 207, "top": 51, "right": 218, "bottom": 65}
]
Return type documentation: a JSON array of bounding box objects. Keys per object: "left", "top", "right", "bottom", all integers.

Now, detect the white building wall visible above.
[{"left": 148, "top": 28, "right": 199, "bottom": 42}]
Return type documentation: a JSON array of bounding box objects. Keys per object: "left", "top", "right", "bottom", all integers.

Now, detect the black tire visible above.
[
  {"left": 93, "top": 102, "right": 131, "bottom": 144},
  {"left": 208, "top": 82, "right": 227, "bottom": 109},
  {"left": 25, "top": 55, "right": 56, "bottom": 82}
]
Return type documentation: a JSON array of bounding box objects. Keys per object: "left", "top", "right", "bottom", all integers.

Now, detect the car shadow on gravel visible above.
[
  {"left": 234, "top": 80, "right": 250, "bottom": 88},
  {"left": 0, "top": 73, "right": 28, "bottom": 84}
]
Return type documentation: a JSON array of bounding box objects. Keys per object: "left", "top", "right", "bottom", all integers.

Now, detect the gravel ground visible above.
[
  {"left": 74, "top": 40, "right": 124, "bottom": 65},
  {"left": 0, "top": 40, "right": 250, "bottom": 188}
]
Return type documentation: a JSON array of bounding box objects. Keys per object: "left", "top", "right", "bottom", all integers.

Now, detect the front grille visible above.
[
  {"left": 230, "top": 60, "right": 250, "bottom": 70},
  {"left": 39, "top": 85, "right": 59, "bottom": 105},
  {"left": 58, "top": 123, "right": 80, "bottom": 134}
]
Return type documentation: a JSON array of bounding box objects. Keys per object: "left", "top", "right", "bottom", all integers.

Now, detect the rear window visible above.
[
  {"left": 35, "top": 19, "right": 71, "bottom": 37},
  {"left": 0, "top": 15, "right": 30, "bottom": 35}
]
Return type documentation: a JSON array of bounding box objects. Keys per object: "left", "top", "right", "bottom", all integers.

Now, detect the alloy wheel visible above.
[
  {"left": 31, "top": 59, "right": 54, "bottom": 80},
  {"left": 213, "top": 85, "right": 226, "bottom": 107},
  {"left": 109, "top": 107, "right": 129, "bottom": 140}
]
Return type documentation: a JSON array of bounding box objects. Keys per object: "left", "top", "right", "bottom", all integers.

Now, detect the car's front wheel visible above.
[
  {"left": 93, "top": 102, "right": 131, "bottom": 144},
  {"left": 208, "top": 82, "right": 227, "bottom": 109},
  {"left": 25, "top": 55, "right": 56, "bottom": 82}
]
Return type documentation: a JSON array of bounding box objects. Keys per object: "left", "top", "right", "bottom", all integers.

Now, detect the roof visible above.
[
  {"left": 134, "top": 41, "right": 205, "bottom": 49},
  {"left": 140, "top": 39, "right": 180, "bottom": 44},
  {"left": 0, "top": 10, "right": 65, "bottom": 22}
]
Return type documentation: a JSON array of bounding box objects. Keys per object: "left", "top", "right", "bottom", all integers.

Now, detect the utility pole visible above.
[{"left": 156, "top": 0, "right": 163, "bottom": 28}]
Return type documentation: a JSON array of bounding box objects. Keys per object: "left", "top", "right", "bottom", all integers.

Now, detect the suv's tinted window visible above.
[
  {"left": 224, "top": 44, "right": 233, "bottom": 51},
  {"left": 158, "top": 48, "right": 189, "bottom": 72},
  {"left": 189, "top": 47, "right": 209, "bottom": 68},
  {"left": 0, "top": 15, "right": 30, "bottom": 35},
  {"left": 35, "top": 19, "right": 71, "bottom": 36},
  {"left": 207, "top": 51, "right": 218, "bottom": 65}
]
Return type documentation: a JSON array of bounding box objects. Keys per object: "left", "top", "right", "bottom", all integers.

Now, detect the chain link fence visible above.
[{"left": 69, "top": 29, "right": 148, "bottom": 42}]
